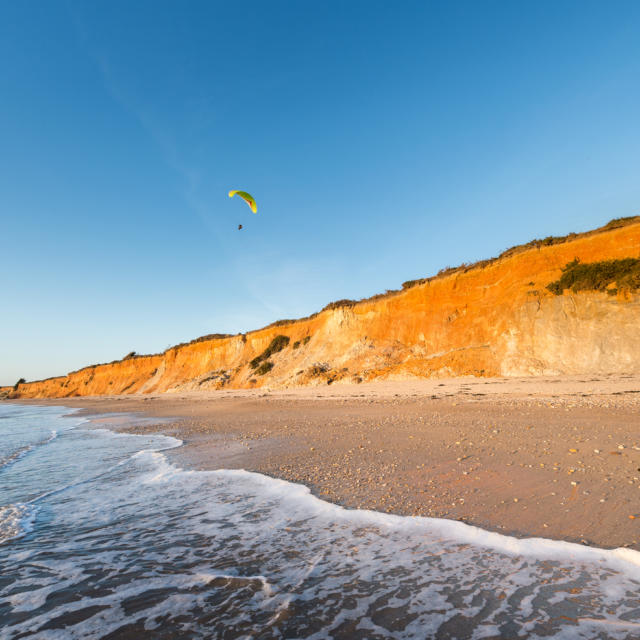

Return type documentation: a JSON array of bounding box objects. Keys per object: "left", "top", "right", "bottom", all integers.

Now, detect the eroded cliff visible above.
[{"left": 10, "top": 219, "right": 640, "bottom": 398}]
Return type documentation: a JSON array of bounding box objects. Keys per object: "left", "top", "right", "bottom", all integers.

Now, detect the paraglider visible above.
[{"left": 228, "top": 190, "right": 257, "bottom": 214}]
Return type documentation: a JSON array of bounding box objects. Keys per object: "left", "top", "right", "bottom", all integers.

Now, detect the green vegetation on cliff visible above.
[
  {"left": 547, "top": 258, "right": 640, "bottom": 295},
  {"left": 255, "top": 361, "right": 274, "bottom": 375},
  {"left": 249, "top": 335, "right": 290, "bottom": 369}
]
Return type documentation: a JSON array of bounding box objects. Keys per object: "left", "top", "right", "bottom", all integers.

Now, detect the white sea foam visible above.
[
  {"left": 1, "top": 406, "right": 639, "bottom": 639},
  {"left": 87, "top": 426, "right": 183, "bottom": 450},
  {"left": 0, "top": 503, "right": 37, "bottom": 545},
  {"left": 211, "top": 466, "right": 640, "bottom": 576}
]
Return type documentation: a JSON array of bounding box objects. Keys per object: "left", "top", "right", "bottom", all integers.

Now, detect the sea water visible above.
[{"left": 0, "top": 405, "right": 639, "bottom": 639}]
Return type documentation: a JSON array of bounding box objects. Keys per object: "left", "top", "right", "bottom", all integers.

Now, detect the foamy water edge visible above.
[{"left": 4, "top": 403, "right": 640, "bottom": 575}]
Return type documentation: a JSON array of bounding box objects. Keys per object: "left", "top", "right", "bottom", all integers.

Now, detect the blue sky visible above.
[{"left": 1, "top": 1, "right": 639, "bottom": 385}]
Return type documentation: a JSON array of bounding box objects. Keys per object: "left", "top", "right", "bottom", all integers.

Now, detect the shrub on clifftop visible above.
[{"left": 547, "top": 258, "right": 640, "bottom": 295}]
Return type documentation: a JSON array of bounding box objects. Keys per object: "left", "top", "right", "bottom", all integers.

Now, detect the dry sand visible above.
[{"left": 11, "top": 375, "right": 640, "bottom": 551}]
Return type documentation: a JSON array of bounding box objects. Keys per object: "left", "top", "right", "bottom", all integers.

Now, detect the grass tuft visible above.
[
  {"left": 321, "top": 299, "right": 357, "bottom": 312},
  {"left": 255, "top": 361, "right": 274, "bottom": 376}
]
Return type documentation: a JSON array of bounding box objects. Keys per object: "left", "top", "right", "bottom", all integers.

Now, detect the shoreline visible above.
[{"left": 7, "top": 375, "right": 640, "bottom": 551}]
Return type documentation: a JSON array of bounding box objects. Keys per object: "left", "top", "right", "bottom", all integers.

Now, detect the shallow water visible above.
[{"left": 1, "top": 405, "right": 639, "bottom": 639}]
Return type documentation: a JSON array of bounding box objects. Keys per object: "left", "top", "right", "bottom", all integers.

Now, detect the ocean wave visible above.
[{"left": 0, "top": 430, "right": 58, "bottom": 473}]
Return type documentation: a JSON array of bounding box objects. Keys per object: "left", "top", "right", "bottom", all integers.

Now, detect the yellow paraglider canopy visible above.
[{"left": 228, "top": 190, "right": 257, "bottom": 214}]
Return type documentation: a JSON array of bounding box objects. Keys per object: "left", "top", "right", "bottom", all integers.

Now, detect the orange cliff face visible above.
[{"left": 10, "top": 220, "right": 640, "bottom": 399}]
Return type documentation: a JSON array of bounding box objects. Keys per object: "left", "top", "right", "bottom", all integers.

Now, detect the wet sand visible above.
[{"left": 11, "top": 375, "right": 640, "bottom": 551}]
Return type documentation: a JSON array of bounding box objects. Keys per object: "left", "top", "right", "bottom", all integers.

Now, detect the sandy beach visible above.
[{"left": 13, "top": 375, "right": 640, "bottom": 552}]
